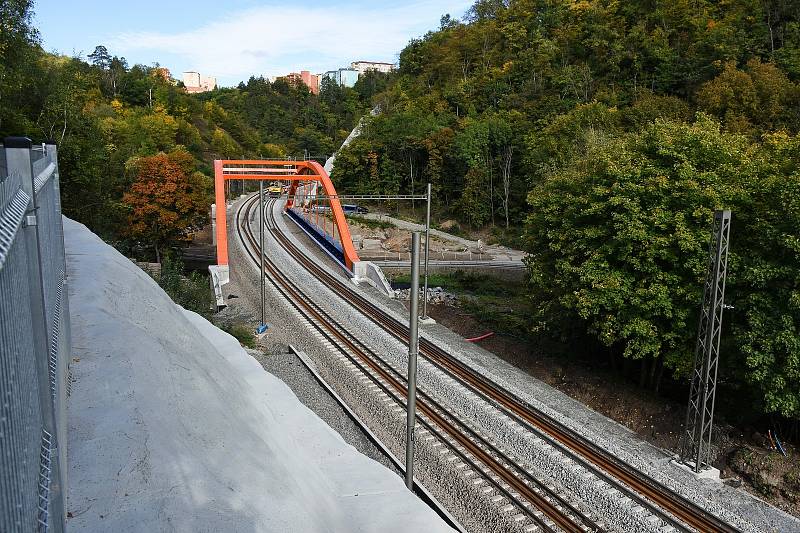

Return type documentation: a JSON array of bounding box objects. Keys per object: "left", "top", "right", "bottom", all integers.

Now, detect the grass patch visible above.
[
  {"left": 152, "top": 257, "right": 259, "bottom": 349},
  {"left": 392, "top": 270, "right": 513, "bottom": 297},
  {"left": 154, "top": 257, "right": 213, "bottom": 318},
  {"left": 221, "top": 323, "right": 257, "bottom": 348},
  {"left": 392, "top": 270, "right": 534, "bottom": 339},
  {"left": 459, "top": 296, "right": 532, "bottom": 339},
  {"left": 490, "top": 225, "right": 526, "bottom": 249}
]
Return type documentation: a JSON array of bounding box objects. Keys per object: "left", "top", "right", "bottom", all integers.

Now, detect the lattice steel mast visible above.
[{"left": 681, "top": 210, "right": 731, "bottom": 472}]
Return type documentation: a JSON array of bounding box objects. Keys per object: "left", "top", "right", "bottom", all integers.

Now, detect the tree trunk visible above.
[
  {"left": 502, "top": 145, "right": 513, "bottom": 228},
  {"left": 639, "top": 358, "right": 649, "bottom": 388},
  {"left": 649, "top": 354, "right": 661, "bottom": 390},
  {"left": 154, "top": 243, "right": 161, "bottom": 264},
  {"left": 654, "top": 360, "right": 665, "bottom": 394},
  {"left": 482, "top": 34, "right": 490, "bottom": 72},
  {"left": 766, "top": 7, "right": 775, "bottom": 54},
  {"left": 487, "top": 153, "right": 495, "bottom": 226},
  {"left": 409, "top": 155, "right": 415, "bottom": 213},
  {"left": 61, "top": 102, "right": 68, "bottom": 144}
]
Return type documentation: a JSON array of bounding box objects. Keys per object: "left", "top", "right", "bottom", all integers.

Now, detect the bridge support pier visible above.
[
  {"left": 209, "top": 264, "right": 229, "bottom": 310},
  {"left": 353, "top": 261, "right": 393, "bottom": 296}
]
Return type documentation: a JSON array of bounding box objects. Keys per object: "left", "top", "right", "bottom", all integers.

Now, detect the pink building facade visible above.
[{"left": 300, "top": 71, "right": 319, "bottom": 94}]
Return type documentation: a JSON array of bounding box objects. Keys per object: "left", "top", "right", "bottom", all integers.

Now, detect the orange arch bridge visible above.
[{"left": 214, "top": 159, "right": 360, "bottom": 273}]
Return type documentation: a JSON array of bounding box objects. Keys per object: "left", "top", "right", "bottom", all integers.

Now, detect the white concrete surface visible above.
[{"left": 63, "top": 217, "right": 452, "bottom": 533}]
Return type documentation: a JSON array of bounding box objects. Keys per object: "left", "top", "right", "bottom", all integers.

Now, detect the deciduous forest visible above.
[
  {"left": 331, "top": 0, "right": 800, "bottom": 421},
  {"left": 0, "top": 0, "right": 377, "bottom": 250},
  {"left": 3, "top": 0, "right": 800, "bottom": 422}
]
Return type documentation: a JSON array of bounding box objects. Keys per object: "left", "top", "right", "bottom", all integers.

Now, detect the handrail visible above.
[{"left": 34, "top": 162, "right": 56, "bottom": 193}]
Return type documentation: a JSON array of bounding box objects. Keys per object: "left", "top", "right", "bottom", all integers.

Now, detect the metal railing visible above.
[{"left": 1, "top": 137, "right": 70, "bottom": 533}]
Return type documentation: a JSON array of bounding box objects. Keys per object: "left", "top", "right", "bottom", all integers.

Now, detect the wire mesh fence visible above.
[{"left": 1, "top": 138, "right": 69, "bottom": 532}]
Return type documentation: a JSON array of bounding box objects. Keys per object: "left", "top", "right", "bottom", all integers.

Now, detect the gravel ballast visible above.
[{"left": 225, "top": 195, "right": 800, "bottom": 533}]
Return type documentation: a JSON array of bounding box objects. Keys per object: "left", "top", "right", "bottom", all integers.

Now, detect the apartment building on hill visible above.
[{"left": 182, "top": 71, "right": 217, "bottom": 93}]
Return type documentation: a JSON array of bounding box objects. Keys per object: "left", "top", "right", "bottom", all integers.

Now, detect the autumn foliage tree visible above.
[
  {"left": 696, "top": 59, "right": 800, "bottom": 133},
  {"left": 122, "top": 149, "right": 210, "bottom": 262}
]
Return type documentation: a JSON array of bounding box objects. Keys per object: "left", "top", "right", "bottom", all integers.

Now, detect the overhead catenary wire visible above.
[{"left": 250, "top": 194, "right": 741, "bottom": 533}]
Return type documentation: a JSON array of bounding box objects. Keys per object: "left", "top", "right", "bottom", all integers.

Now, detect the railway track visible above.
[
  {"left": 236, "top": 194, "right": 602, "bottom": 532},
  {"left": 239, "top": 193, "right": 743, "bottom": 533}
]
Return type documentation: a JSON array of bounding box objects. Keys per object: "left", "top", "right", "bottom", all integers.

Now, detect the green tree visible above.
[
  {"left": 697, "top": 59, "right": 800, "bottom": 133},
  {"left": 0, "top": 0, "right": 39, "bottom": 135},
  {"left": 457, "top": 167, "right": 491, "bottom": 227},
  {"left": 524, "top": 114, "right": 800, "bottom": 415},
  {"left": 210, "top": 127, "right": 241, "bottom": 159},
  {"left": 455, "top": 117, "right": 493, "bottom": 222},
  {"left": 88, "top": 45, "right": 111, "bottom": 70},
  {"left": 524, "top": 115, "right": 746, "bottom": 382},
  {"left": 731, "top": 132, "right": 800, "bottom": 416}
]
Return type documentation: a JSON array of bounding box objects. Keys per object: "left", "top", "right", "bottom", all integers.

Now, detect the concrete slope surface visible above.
[{"left": 64, "top": 217, "right": 452, "bottom": 533}]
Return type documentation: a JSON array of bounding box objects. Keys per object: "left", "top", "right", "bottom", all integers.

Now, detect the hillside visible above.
[
  {"left": 331, "top": 0, "right": 800, "bottom": 424},
  {"left": 0, "top": 1, "right": 381, "bottom": 250}
]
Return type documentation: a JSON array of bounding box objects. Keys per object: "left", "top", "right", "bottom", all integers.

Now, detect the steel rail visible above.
[
  {"left": 241, "top": 196, "right": 602, "bottom": 532},
  {"left": 287, "top": 345, "right": 470, "bottom": 533},
  {"left": 236, "top": 195, "right": 601, "bottom": 533},
  {"left": 238, "top": 196, "right": 567, "bottom": 532},
  {"left": 265, "top": 197, "right": 742, "bottom": 533}
]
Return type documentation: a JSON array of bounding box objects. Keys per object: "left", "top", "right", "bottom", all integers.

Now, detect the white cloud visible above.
[{"left": 110, "top": 1, "right": 472, "bottom": 84}]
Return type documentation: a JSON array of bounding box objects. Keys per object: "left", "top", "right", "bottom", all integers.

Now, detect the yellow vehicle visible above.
[{"left": 267, "top": 184, "right": 283, "bottom": 197}]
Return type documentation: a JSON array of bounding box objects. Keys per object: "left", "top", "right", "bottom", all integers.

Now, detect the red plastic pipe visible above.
[{"left": 466, "top": 332, "right": 494, "bottom": 342}]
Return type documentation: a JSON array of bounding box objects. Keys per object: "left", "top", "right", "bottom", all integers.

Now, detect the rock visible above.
[
  {"left": 440, "top": 219, "right": 460, "bottom": 231},
  {"left": 384, "top": 234, "right": 410, "bottom": 252},
  {"left": 720, "top": 464, "right": 733, "bottom": 479},
  {"left": 362, "top": 238, "right": 383, "bottom": 251},
  {"left": 751, "top": 431, "right": 768, "bottom": 448},
  {"left": 392, "top": 287, "right": 457, "bottom": 306},
  {"left": 758, "top": 471, "right": 784, "bottom": 495}
]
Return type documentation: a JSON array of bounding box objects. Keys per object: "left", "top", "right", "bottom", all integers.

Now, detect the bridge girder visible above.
[{"left": 213, "top": 159, "right": 360, "bottom": 271}]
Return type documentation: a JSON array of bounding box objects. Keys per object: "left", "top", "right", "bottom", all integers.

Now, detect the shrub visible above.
[{"left": 155, "top": 257, "right": 213, "bottom": 318}]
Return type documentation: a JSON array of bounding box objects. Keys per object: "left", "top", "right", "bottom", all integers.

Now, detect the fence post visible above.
[
  {"left": 46, "top": 141, "right": 67, "bottom": 272},
  {"left": 422, "top": 183, "right": 431, "bottom": 319},
  {"left": 46, "top": 139, "right": 68, "bottom": 533}
]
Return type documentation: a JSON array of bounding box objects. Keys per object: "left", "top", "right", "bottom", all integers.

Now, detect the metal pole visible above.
[
  {"left": 405, "top": 232, "right": 421, "bottom": 490},
  {"left": 680, "top": 209, "right": 730, "bottom": 472},
  {"left": 422, "top": 183, "right": 431, "bottom": 319},
  {"left": 259, "top": 181, "right": 266, "bottom": 327}
]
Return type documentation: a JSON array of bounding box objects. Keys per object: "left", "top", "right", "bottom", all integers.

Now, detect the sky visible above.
[{"left": 33, "top": 0, "right": 473, "bottom": 87}]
